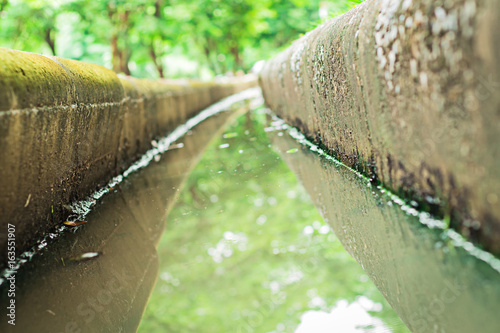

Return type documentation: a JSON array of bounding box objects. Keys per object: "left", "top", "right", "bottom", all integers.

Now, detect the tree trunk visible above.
[
  {"left": 108, "top": 7, "right": 132, "bottom": 75},
  {"left": 149, "top": 45, "right": 164, "bottom": 78},
  {"left": 230, "top": 43, "right": 242, "bottom": 72},
  {"left": 203, "top": 37, "right": 220, "bottom": 75},
  {"left": 154, "top": 0, "right": 162, "bottom": 18},
  {"left": 120, "top": 49, "right": 131, "bottom": 75},
  {"left": 44, "top": 27, "right": 56, "bottom": 56},
  {"left": 111, "top": 34, "right": 122, "bottom": 74}
]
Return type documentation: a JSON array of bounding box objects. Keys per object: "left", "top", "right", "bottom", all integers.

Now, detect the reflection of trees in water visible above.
[{"left": 139, "top": 111, "right": 408, "bottom": 333}]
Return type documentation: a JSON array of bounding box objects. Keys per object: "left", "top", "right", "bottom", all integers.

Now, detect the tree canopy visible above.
[{"left": 0, "top": 0, "right": 362, "bottom": 78}]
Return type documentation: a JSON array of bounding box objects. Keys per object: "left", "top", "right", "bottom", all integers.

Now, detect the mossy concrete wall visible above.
[
  {"left": 271, "top": 127, "right": 500, "bottom": 333},
  {"left": 0, "top": 47, "right": 257, "bottom": 265},
  {"left": 259, "top": 0, "right": 500, "bottom": 254},
  {"left": 0, "top": 103, "right": 246, "bottom": 333}
]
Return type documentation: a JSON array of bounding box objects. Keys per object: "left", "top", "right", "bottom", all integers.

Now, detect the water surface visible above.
[
  {"left": 4, "top": 93, "right": 497, "bottom": 333},
  {"left": 0, "top": 93, "right": 253, "bottom": 332},
  {"left": 138, "top": 109, "right": 409, "bottom": 332}
]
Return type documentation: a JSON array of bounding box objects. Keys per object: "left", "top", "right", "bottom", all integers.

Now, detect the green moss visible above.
[{"left": 0, "top": 48, "right": 125, "bottom": 110}]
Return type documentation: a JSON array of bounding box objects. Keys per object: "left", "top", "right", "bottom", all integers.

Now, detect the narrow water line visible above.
[
  {"left": 0, "top": 87, "right": 263, "bottom": 286},
  {"left": 4, "top": 93, "right": 498, "bottom": 286},
  {"left": 264, "top": 111, "right": 500, "bottom": 275}
]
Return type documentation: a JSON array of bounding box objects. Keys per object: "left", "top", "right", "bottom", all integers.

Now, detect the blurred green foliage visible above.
[
  {"left": 0, "top": 0, "right": 362, "bottom": 78},
  {"left": 137, "top": 111, "right": 409, "bottom": 332}
]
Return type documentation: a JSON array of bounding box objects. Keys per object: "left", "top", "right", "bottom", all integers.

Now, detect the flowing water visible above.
[{"left": 1, "top": 90, "right": 500, "bottom": 332}]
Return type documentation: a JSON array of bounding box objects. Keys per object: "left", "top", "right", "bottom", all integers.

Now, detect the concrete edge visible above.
[{"left": 0, "top": 47, "right": 257, "bottom": 266}]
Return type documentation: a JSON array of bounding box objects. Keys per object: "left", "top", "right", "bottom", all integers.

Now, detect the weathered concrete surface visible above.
[
  {"left": 270, "top": 126, "right": 500, "bottom": 333},
  {"left": 0, "top": 47, "right": 257, "bottom": 266},
  {"left": 260, "top": 0, "right": 500, "bottom": 254},
  {"left": 0, "top": 104, "right": 246, "bottom": 332}
]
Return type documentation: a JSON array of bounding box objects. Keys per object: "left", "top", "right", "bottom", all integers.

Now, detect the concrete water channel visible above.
[
  {"left": 1, "top": 0, "right": 500, "bottom": 331},
  {"left": 1, "top": 89, "right": 499, "bottom": 332}
]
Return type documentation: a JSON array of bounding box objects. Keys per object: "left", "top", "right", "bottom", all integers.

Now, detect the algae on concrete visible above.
[
  {"left": 259, "top": 0, "right": 500, "bottom": 254},
  {"left": 0, "top": 47, "right": 257, "bottom": 267}
]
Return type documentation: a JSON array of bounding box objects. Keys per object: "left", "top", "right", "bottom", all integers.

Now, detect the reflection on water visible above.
[
  {"left": 138, "top": 110, "right": 409, "bottom": 332},
  {"left": 296, "top": 297, "right": 388, "bottom": 333},
  {"left": 0, "top": 95, "right": 252, "bottom": 332},
  {"left": 267, "top": 114, "right": 500, "bottom": 333},
  {"left": 5, "top": 96, "right": 496, "bottom": 332}
]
